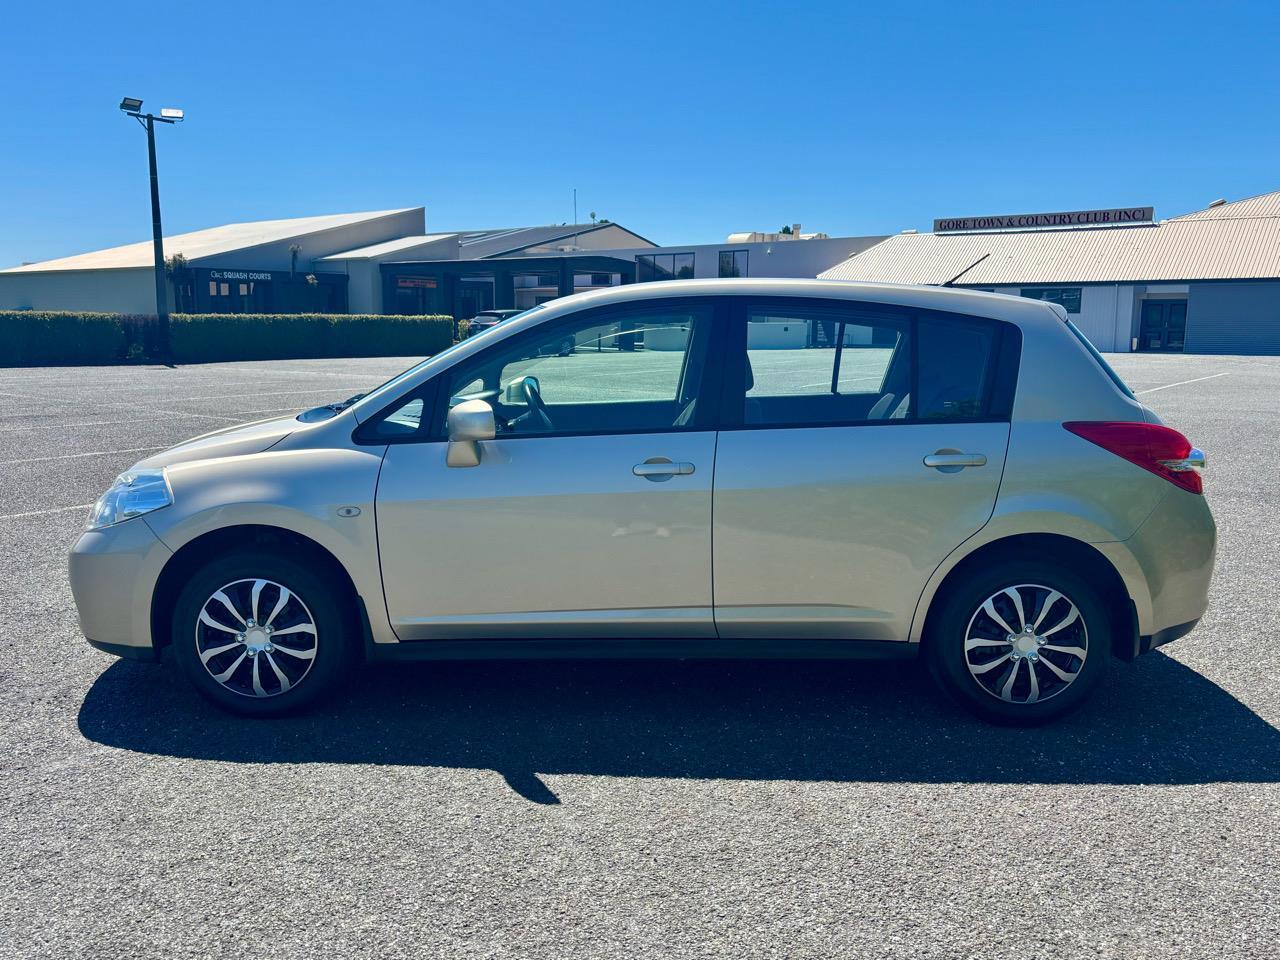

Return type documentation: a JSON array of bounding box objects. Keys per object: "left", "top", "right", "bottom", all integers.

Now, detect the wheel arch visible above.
[
  {"left": 916, "top": 533, "right": 1139, "bottom": 660},
  {"left": 149, "top": 524, "right": 368, "bottom": 656}
]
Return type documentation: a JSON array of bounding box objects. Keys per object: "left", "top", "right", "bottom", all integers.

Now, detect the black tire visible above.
[
  {"left": 170, "top": 549, "right": 358, "bottom": 717},
  {"left": 924, "top": 558, "right": 1110, "bottom": 725}
]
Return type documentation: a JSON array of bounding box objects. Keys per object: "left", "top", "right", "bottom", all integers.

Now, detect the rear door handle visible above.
[
  {"left": 633, "top": 458, "right": 695, "bottom": 481},
  {"left": 923, "top": 452, "right": 987, "bottom": 470}
]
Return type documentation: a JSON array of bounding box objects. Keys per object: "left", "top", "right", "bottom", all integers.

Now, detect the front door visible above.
[
  {"left": 1138, "top": 300, "right": 1187, "bottom": 352},
  {"left": 374, "top": 299, "right": 721, "bottom": 640},
  {"left": 712, "top": 299, "right": 1014, "bottom": 642},
  {"left": 455, "top": 277, "right": 495, "bottom": 321}
]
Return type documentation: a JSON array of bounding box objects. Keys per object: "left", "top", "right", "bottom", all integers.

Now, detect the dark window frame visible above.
[
  {"left": 718, "top": 249, "right": 748, "bottom": 278},
  {"left": 637, "top": 252, "right": 697, "bottom": 282},
  {"left": 353, "top": 295, "right": 1023, "bottom": 445}
]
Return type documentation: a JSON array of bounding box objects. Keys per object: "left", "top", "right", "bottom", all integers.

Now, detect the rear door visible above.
[{"left": 711, "top": 298, "right": 1019, "bottom": 641}]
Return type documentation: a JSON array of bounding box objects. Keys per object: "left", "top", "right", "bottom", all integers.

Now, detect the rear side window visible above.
[
  {"left": 1065, "top": 319, "right": 1135, "bottom": 399},
  {"left": 743, "top": 306, "right": 911, "bottom": 426},
  {"left": 916, "top": 315, "right": 999, "bottom": 420},
  {"left": 726, "top": 301, "right": 1019, "bottom": 427}
]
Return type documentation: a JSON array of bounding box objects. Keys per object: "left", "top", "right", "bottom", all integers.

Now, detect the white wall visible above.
[
  {"left": 989, "top": 284, "right": 1134, "bottom": 352},
  {"left": 590, "top": 236, "right": 887, "bottom": 281},
  {"left": 340, "top": 262, "right": 381, "bottom": 314},
  {"left": 0, "top": 268, "right": 156, "bottom": 313}
]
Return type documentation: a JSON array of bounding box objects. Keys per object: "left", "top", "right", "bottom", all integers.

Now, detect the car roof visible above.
[{"left": 526, "top": 278, "right": 1060, "bottom": 328}]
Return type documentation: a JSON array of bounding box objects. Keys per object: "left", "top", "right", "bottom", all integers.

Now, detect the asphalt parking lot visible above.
[{"left": 2, "top": 352, "right": 1278, "bottom": 959}]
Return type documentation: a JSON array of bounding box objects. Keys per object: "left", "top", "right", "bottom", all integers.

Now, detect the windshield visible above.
[
  {"left": 346, "top": 305, "right": 549, "bottom": 415},
  {"left": 1065, "top": 319, "right": 1135, "bottom": 399}
]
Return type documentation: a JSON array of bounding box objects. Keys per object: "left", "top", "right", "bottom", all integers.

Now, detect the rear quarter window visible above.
[{"left": 1065, "top": 319, "right": 1135, "bottom": 399}]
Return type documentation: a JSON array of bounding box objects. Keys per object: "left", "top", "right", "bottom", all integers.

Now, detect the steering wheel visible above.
[{"left": 520, "top": 376, "right": 554, "bottom": 432}]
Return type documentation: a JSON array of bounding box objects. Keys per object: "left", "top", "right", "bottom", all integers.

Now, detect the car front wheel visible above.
[
  {"left": 925, "top": 559, "right": 1109, "bottom": 725},
  {"left": 170, "top": 550, "right": 356, "bottom": 716}
]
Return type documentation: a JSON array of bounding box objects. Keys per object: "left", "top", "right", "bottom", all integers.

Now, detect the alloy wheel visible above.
[
  {"left": 963, "top": 583, "right": 1088, "bottom": 705},
  {"left": 194, "top": 578, "right": 318, "bottom": 698}
]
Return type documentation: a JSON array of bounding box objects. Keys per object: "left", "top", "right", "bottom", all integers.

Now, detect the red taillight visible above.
[{"left": 1063, "top": 421, "right": 1205, "bottom": 494}]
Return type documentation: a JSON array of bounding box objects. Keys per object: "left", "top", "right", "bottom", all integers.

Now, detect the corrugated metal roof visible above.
[
  {"left": 1, "top": 208, "right": 421, "bottom": 273},
  {"left": 820, "top": 209, "right": 1280, "bottom": 285},
  {"left": 1170, "top": 190, "right": 1280, "bottom": 221},
  {"left": 457, "top": 223, "right": 608, "bottom": 258},
  {"left": 317, "top": 233, "right": 458, "bottom": 261}
]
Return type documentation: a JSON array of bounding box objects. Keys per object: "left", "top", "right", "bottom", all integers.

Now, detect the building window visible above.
[
  {"left": 1020, "top": 287, "right": 1081, "bottom": 313},
  {"left": 719, "top": 249, "right": 748, "bottom": 278},
  {"left": 637, "top": 253, "right": 695, "bottom": 282}
]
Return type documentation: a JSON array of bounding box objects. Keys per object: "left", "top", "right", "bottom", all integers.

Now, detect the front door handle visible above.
[
  {"left": 633, "top": 457, "right": 696, "bottom": 481},
  {"left": 923, "top": 451, "right": 987, "bottom": 471}
]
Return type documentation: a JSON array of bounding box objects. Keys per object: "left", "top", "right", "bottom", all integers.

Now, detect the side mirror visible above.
[{"left": 445, "top": 399, "right": 496, "bottom": 467}]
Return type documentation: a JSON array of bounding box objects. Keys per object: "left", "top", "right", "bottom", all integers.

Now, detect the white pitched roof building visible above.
[{"left": 821, "top": 191, "right": 1280, "bottom": 354}]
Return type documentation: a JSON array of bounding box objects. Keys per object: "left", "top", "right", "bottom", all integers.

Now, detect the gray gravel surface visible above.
[{"left": 1, "top": 353, "right": 1277, "bottom": 959}]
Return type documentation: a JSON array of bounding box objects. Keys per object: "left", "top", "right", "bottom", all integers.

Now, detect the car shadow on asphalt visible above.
[{"left": 78, "top": 652, "right": 1280, "bottom": 804}]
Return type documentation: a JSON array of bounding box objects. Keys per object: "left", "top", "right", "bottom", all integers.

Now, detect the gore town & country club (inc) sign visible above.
[{"left": 933, "top": 207, "right": 1154, "bottom": 232}]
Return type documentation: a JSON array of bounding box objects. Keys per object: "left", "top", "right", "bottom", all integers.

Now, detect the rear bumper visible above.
[
  {"left": 1142, "top": 617, "right": 1201, "bottom": 654},
  {"left": 1095, "top": 486, "right": 1216, "bottom": 651}
]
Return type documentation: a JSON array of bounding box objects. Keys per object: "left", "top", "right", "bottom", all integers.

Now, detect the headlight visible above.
[{"left": 86, "top": 468, "right": 173, "bottom": 530}]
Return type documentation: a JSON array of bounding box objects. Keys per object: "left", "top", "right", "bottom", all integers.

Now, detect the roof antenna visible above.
[{"left": 942, "top": 253, "right": 990, "bottom": 286}]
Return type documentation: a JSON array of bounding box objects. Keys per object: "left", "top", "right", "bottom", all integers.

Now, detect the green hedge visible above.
[
  {"left": 0, "top": 311, "right": 454, "bottom": 366},
  {"left": 0, "top": 312, "right": 130, "bottom": 366},
  {"left": 169, "top": 313, "right": 454, "bottom": 363}
]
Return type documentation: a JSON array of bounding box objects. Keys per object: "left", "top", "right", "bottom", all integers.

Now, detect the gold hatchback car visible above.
[{"left": 70, "top": 280, "right": 1215, "bottom": 723}]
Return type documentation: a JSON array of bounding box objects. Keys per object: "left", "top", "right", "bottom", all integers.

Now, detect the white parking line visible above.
[
  {"left": 0, "top": 445, "right": 165, "bottom": 466},
  {"left": 0, "top": 502, "right": 93, "bottom": 521},
  {"left": 158, "top": 387, "right": 367, "bottom": 403},
  {"left": 1135, "top": 372, "right": 1230, "bottom": 395}
]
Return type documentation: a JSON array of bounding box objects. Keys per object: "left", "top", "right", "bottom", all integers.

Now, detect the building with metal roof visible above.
[
  {"left": 0, "top": 211, "right": 655, "bottom": 316},
  {"left": 820, "top": 191, "right": 1280, "bottom": 354},
  {"left": 0, "top": 208, "right": 427, "bottom": 314},
  {"left": 0, "top": 208, "right": 883, "bottom": 320}
]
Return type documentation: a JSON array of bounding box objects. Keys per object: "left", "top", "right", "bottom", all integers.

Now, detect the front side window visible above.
[
  {"left": 1020, "top": 287, "right": 1081, "bottom": 313},
  {"left": 438, "top": 303, "right": 715, "bottom": 437}
]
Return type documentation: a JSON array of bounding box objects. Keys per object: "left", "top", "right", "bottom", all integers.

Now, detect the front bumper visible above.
[{"left": 69, "top": 517, "right": 172, "bottom": 656}]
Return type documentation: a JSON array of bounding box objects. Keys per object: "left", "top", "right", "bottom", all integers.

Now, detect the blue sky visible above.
[{"left": 3, "top": 0, "right": 1279, "bottom": 268}]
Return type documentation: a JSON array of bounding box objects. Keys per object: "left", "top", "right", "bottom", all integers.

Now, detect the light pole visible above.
[{"left": 119, "top": 97, "right": 183, "bottom": 364}]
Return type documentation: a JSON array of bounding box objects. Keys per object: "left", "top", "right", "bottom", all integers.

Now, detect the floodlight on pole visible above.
[{"left": 118, "top": 96, "right": 185, "bottom": 364}]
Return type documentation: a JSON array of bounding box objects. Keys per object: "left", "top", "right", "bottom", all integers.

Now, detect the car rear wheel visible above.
[
  {"left": 925, "top": 559, "right": 1109, "bottom": 725},
  {"left": 170, "top": 550, "right": 357, "bottom": 716}
]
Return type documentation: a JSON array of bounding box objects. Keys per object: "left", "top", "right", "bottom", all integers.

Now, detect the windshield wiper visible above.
[{"left": 322, "top": 393, "right": 366, "bottom": 412}]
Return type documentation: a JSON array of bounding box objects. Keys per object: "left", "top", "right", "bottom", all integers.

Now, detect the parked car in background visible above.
[
  {"left": 70, "top": 279, "right": 1214, "bottom": 724},
  {"left": 465, "top": 309, "right": 524, "bottom": 337}
]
